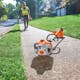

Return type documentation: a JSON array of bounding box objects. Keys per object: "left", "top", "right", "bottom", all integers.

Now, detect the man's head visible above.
[{"left": 22, "top": 1, "right": 26, "bottom": 7}]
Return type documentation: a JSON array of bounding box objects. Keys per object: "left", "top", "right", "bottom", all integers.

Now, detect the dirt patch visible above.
[{"left": 31, "top": 55, "right": 53, "bottom": 75}]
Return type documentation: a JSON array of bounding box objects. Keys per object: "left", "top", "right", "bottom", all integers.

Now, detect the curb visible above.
[{"left": 0, "top": 27, "right": 13, "bottom": 39}]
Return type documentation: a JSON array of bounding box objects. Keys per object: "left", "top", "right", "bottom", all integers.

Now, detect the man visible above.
[{"left": 21, "top": 1, "right": 31, "bottom": 31}]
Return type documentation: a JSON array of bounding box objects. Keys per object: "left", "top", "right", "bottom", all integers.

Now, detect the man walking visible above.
[{"left": 21, "top": 1, "right": 31, "bottom": 31}]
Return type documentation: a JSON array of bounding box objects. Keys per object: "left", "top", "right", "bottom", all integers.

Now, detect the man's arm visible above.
[{"left": 28, "top": 7, "right": 32, "bottom": 20}]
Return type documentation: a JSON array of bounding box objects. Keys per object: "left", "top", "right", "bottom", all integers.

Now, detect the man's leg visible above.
[
  {"left": 23, "top": 16, "right": 27, "bottom": 30},
  {"left": 26, "top": 15, "right": 28, "bottom": 28}
]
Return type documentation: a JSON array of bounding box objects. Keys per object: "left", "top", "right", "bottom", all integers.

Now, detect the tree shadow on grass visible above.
[
  {"left": 8, "top": 30, "right": 23, "bottom": 33},
  {"left": 31, "top": 55, "right": 54, "bottom": 75}
]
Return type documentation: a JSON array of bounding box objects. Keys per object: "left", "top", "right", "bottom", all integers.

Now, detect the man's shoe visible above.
[{"left": 23, "top": 28, "right": 26, "bottom": 31}]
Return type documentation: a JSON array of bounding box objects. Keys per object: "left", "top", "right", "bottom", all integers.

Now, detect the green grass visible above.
[
  {"left": 29, "top": 14, "right": 80, "bottom": 39},
  {"left": 0, "top": 24, "right": 26, "bottom": 80}
]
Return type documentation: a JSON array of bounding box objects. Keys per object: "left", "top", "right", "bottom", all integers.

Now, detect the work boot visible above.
[{"left": 23, "top": 26, "right": 27, "bottom": 31}]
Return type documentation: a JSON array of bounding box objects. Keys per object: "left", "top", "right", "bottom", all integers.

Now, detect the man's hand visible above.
[{"left": 28, "top": 15, "right": 32, "bottom": 21}]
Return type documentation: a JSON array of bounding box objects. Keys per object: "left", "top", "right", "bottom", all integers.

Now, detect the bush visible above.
[{"left": 0, "top": 15, "right": 8, "bottom": 21}]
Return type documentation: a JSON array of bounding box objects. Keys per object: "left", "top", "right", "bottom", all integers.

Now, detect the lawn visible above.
[
  {"left": 29, "top": 14, "right": 80, "bottom": 39},
  {"left": 0, "top": 24, "right": 26, "bottom": 80}
]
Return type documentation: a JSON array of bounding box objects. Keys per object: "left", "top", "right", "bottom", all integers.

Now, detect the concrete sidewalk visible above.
[
  {"left": 0, "top": 26, "right": 13, "bottom": 38},
  {"left": 20, "top": 24, "right": 80, "bottom": 80},
  {"left": 0, "top": 19, "right": 18, "bottom": 38}
]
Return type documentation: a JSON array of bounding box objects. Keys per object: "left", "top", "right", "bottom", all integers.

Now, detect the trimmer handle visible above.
[{"left": 34, "top": 43, "right": 38, "bottom": 49}]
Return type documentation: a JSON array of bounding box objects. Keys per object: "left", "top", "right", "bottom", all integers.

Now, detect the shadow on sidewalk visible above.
[{"left": 31, "top": 55, "right": 54, "bottom": 75}]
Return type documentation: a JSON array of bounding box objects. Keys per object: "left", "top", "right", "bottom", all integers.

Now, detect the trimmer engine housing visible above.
[{"left": 34, "top": 40, "right": 52, "bottom": 55}]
